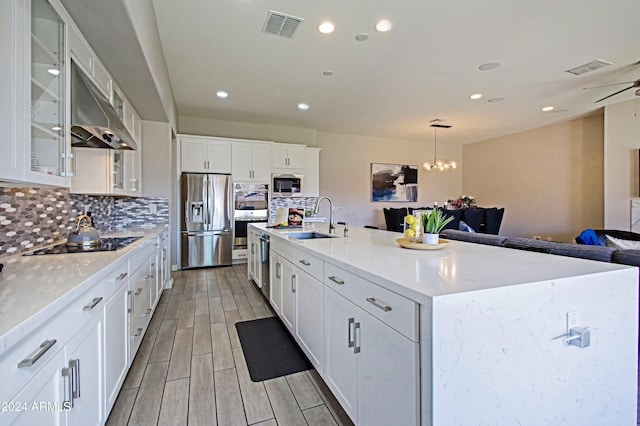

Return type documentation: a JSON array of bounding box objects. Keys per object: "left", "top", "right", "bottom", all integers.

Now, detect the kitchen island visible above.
[{"left": 251, "top": 223, "right": 638, "bottom": 425}]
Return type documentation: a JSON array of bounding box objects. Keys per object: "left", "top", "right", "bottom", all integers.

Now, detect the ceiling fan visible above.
[{"left": 584, "top": 79, "right": 640, "bottom": 103}]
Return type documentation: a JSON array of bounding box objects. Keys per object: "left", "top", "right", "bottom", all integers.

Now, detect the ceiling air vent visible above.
[
  {"left": 565, "top": 59, "right": 612, "bottom": 76},
  {"left": 262, "top": 10, "right": 303, "bottom": 39}
]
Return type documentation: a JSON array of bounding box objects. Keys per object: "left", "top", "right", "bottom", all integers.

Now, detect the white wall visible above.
[{"left": 604, "top": 99, "right": 640, "bottom": 230}]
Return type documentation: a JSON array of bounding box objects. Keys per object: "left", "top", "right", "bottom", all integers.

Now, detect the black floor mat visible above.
[{"left": 235, "top": 317, "right": 312, "bottom": 382}]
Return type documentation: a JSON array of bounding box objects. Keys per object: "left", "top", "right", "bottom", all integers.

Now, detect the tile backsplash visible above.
[
  {"left": 0, "top": 187, "right": 169, "bottom": 258},
  {"left": 269, "top": 197, "right": 318, "bottom": 224}
]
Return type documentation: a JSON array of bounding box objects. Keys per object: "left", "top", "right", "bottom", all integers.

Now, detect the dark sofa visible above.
[
  {"left": 440, "top": 229, "right": 640, "bottom": 267},
  {"left": 383, "top": 206, "right": 505, "bottom": 234}
]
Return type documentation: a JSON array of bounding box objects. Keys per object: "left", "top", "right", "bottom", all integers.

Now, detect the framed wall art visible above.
[{"left": 371, "top": 163, "right": 418, "bottom": 202}]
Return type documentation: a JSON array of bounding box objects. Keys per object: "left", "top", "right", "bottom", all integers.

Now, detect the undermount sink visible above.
[{"left": 286, "top": 231, "right": 336, "bottom": 240}]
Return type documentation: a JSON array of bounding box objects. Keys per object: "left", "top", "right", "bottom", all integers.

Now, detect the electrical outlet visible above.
[
  {"left": 567, "top": 310, "right": 579, "bottom": 333},
  {"left": 533, "top": 235, "right": 541, "bottom": 240},
  {"left": 149, "top": 203, "right": 157, "bottom": 214}
]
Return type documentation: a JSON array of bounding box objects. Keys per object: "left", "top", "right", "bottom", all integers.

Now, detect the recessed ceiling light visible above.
[
  {"left": 216, "top": 91, "right": 228, "bottom": 99},
  {"left": 375, "top": 20, "right": 392, "bottom": 32},
  {"left": 542, "top": 106, "right": 554, "bottom": 112},
  {"left": 355, "top": 33, "right": 369, "bottom": 41},
  {"left": 470, "top": 93, "right": 483, "bottom": 100},
  {"left": 487, "top": 97, "right": 504, "bottom": 103},
  {"left": 478, "top": 62, "right": 500, "bottom": 71},
  {"left": 298, "top": 103, "right": 310, "bottom": 110},
  {"left": 47, "top": 68, "right": 60, "bottom": 76},
  {"left": 318, "top": 22, "right": 335, "bottom": 34},
  {"left": 323, "top": 70, "right": 335, "bottom": 77}
]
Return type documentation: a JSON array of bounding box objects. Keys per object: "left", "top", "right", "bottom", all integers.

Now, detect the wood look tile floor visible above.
[{"left": 107, "top": 265, "right": 353, "bottom": 426}]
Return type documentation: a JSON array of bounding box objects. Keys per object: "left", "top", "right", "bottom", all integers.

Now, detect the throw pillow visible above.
[
  {"left": 484, "top": 208, "right": 505, "bottom": 235},
  {"left": 461, "top": 208, "right": 485, "bottom": 233},
  {"left": 441, "top": 209, "right": 463, "bottom": 230},
  {"left": 458, "top": 220, "right": 476, "bottom": 233},
  {"left": 605, "top": 235, "right": 640, "bottom": 250}
]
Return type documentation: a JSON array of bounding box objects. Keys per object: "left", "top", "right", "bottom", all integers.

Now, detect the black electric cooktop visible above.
[{"left": 23, "top": 236, "right": 142, "bottom": 256}]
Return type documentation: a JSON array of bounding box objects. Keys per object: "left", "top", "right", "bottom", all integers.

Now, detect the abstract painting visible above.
[{"left": 371, "top": 163, "right": 418, "bottom": 202}]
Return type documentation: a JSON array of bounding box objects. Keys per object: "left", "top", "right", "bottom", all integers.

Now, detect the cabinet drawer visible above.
[
  {"left": 271, "top": 236, "right": 294, "bottom": 259},
  {"left": 129, "top": 265, "right": 151, "bottom": 318},
  {"left": 129, "top": 308, "right": 150, "bottom": 361},
  {"left": 0, "top": 279, "right": 106, "bottom": 404},
  {"left": 130, "top": 240, "right": 157, "bottom": 274},
  {"left": 104, "top": 258, "right": 129, "bottom": 301},
  {"left": 324, "top": 263, "right": 418, "bottom": 341},
  {"left": 294, "top": 249, "right": 323, "bottom": 281}
]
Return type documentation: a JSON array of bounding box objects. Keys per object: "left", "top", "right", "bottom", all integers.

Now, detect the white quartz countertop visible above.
[
  {"left": 0, "top": 227, "right": 167, "bottom": 353},
  {"left": 255, "top": 223, "right": 635, "bottom": 303}
]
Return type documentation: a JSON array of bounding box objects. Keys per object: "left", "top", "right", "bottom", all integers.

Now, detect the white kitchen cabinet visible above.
[
  {"left": 69, "top": 22, "right": 111, "bottom": 102},
  {"left": 271, "top": 143, "right": 305, "bottom": 171},
  {"left": 324, "top": 286, "right": 359, "bottom": 421},
  {"left": 0, "top": 0, "right": 73, "bottom": 186},
  {"left": 159, "top": 231, "right": 170, "bottom": 290},
  {"left": 304, "top": 147, "right": 321, "bottom": 197},
  {"left": 66, "top": 310, "right": 104, "bottom": 426},
  {"left": 70, "top": 147, "right": 126, "bottom": 196},
  {"left": 232, "top": 140, "right": 272, "bottom": 182},
  {"left": 269, "top": 252, "right": 283, "bottom": 316},
  {"left": 323, "top": 286, "right": 418, "bottom": 426},
  {"left": 280, "top": 259, "right": 296, "bottom": 334},
  {"left": 294, "top": 268, "right": 324, "bottom": 372},
  {"left": 1, "top": 349, "right": 68, "bottom": 426},
  {"left": 247, "top": 227, "right": 260, "bottom": 284},
  {"left": 103, "top": 276, "right": 129, "bottom": 415},
  {"left": 180, "top": 135, "right": 232, "bottom": 173}
]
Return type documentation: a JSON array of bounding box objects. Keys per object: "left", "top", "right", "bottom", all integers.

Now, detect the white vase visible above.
[{"left": 422, "top": 233, "right": 439, "bottom": 245}]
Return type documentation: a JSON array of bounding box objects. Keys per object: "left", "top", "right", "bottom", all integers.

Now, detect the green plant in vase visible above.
[{"left": 421, "top": 210, "right": 454, "bottom": 244}]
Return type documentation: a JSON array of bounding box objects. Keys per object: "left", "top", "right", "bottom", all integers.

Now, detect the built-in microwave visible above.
[{"left": 271, "top": 173, "right": 303, "bottom": 197}]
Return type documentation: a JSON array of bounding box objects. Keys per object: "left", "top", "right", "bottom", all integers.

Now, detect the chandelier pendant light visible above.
[{"left": 423, "top": 123, "right": 457, "bottom": 171}]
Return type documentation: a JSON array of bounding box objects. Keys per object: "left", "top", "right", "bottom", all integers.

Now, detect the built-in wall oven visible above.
[{"left": 233, "top": 183, "right": 268, "bottom": 261}]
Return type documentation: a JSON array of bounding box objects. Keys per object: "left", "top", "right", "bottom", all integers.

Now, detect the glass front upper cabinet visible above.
[{"left": 30, "top": 0, "right": 66, "bottom": 178}]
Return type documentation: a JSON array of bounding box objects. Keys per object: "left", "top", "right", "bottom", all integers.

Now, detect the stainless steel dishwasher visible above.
[{"left": 258, "top": 232, "right": 270, "bottom": 297}]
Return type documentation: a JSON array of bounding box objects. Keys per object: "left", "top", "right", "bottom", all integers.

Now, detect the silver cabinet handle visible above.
[
  {"left": 82, "top": 297, "right": 103, "bottom": 311},
  {"left": 291, "top": 274, "right": 296, "bottom": 293},
  {"left": 134, "top": 327, "right": 143, "bottom": 337},
  {"left": 299, "top": 259, "right": 311, "bottom": 266},
  {"left": 18, "top": 339, "right": 57, "bottom": 368},
  {"left": 347, "top": 317, "right": 355, "bottom": 348},
  {"left": 135, "top": 288, "right": 143, "bottom": 295},
  {"left": 353, "top": 322, "right": 361, "bottom": 354},
  {"left": 328, "top": 276, "right": 345, "bottom": 285},
  {"left": 276, "top": 262, "right": 281, "bottom": 279},
  {"left": 127, "top": 290, "right": 133, "bottom": 313},
  {"left": 69, "top": 359, "right": 80, "bottom": 399},
  {"left": 145, "top": 308, "right": 152, "bottom": 315},
  {"left": 366, "top": 297, "right": 392, "bottom": 312},
  {"left": 116, "top": 272, "right": 128, "bottom": 281},
  {"left": 62, "top": 364, "right": 73, "bottom": 407}
]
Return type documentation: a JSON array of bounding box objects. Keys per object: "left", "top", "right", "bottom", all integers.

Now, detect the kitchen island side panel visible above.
[{"left": 430, "top": 268, "right": 638, "bottom": 425}]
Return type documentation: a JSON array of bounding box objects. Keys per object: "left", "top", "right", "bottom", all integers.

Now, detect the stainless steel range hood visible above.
[{"left": 70, "top": 63, "right": 137, "bottom": 150}]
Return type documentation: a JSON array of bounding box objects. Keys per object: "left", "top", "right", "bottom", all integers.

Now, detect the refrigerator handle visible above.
[{"left": 203, "top": 175, "right": 210, "bottom": 225}]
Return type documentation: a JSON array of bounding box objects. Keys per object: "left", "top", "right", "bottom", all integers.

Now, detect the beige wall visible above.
[
  {"left": 462, "top": 113, "right": 604, "bottom": 242},
  {"left": 142, "top": 120, "right": 172, "bottom": 197},
  {"left": 604, "top": 99, "right": 640, "bottom": 230},
  {"left": 316, "top": 132, "right": 461, "bottom": 229}
]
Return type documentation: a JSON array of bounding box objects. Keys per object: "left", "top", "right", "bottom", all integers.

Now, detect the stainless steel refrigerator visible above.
[{"left": 180, "top": 173, "right": 233, "bottom": 268}]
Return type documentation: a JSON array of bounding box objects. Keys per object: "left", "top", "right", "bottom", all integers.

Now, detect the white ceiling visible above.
[{"left": 63, "top": 0, "right": 640, "bottom": 145}]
